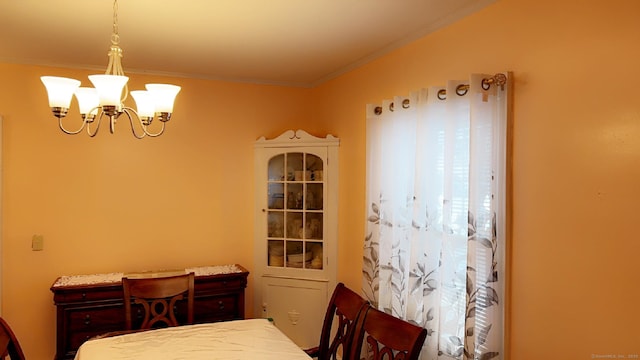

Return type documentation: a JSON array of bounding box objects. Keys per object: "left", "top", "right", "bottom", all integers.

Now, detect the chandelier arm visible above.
[
  {"left": 121, "top": 108, "right": 148, "bottom": 139},
  {"left": 85, "top": 112, "right": 104, "bottom": 137},
  {"left": 121, "top": 84, "right": 129, "bottom": 103},
  {"left": 142, "top": 121, "right": 167, "bottom": 138},
  {"left": 122, "top": 107, "right": 167, "bottom": 138},
  {"left": 58, "top": 117, "right": 88, "bottom": 135},
  {"left": 105, "top": 55, "right": 115, "bottom": 75}
]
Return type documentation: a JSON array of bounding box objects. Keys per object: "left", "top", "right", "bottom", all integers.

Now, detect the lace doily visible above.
[
  {"left": 52, "top": 273, "right": 124, "bottom": 287},
  {"left": 186, "top": 264, "right": 243, "bottom": 276},
  {"left": 52, "top": 265, "right": 243, "bottom": 287}
]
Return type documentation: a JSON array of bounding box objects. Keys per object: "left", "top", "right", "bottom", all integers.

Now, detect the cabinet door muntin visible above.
[{"left": 266, "top": 151, "right": 325, "bottom": 270}]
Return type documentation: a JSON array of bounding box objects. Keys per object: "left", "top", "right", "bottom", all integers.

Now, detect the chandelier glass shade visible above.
[{"left": 40, "top": 0, "right": 180, "bottom": 138}]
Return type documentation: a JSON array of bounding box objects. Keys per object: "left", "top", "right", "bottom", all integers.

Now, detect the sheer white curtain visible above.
[{"left": 363, "top": 74, "right": 509, "bottom": 360}]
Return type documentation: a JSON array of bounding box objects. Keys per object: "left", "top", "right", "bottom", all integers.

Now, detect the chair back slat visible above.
[
  {"left": 348, "top": 306, "right": 428, "bottom": 360},
  {"left": 0, "top": 317, "right": 26, "bottom": 360},
  {"left": 317, "top": 283, "right": 369, "bottom": 360},
  {"left": 123, "top": 272, "right": 195, "bottom": 330}
]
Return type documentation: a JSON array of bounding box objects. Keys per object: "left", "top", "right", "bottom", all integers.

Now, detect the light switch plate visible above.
[{"left": 32, "top": 234, "right": 44, "bottom": 251}]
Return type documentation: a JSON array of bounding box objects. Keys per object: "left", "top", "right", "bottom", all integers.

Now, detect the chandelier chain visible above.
[
  {"left": 112, "top": 0, "right": 119, "bottom": 45},
  {"left": 106, "top": 0, "right": 127, "bottom": 99}
]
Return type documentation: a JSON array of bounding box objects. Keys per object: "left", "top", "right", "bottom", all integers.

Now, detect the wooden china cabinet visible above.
[{"left": 253, "top": 129, "right": 339, "bottom": 348}]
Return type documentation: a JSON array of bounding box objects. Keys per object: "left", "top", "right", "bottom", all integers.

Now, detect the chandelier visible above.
[{"left": 40, "top": 0, "right": 180, "bottom": 138}]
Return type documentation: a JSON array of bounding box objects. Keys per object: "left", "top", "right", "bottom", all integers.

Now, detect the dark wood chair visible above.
[
  {"left": 123, "top": 272, "right": 195, "bottom": 330},
  {"left": 0, "top": 317, "right": 26, "bottom": 360},
  {"left": 348, "top": 306, "right": 428, "bottom": 360},
  {"left": 304, "top": 283, "right": 369, "bottom": 360}
]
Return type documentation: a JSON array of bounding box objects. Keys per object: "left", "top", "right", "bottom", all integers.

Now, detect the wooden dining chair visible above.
[
  {"left": 348, "top": 306, "right": 428, "bottom": 360},
  {"left": 123, "top": 272, "right": 195, "bottom": 330},
  {"left": 304, "top": 283, "right": 369, "bottom": 360},
  {"left": 0, "top": 317, "right": 26, "bottom": 360}
]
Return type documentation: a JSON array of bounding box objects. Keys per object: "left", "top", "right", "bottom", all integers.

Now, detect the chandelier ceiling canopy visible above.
[{"left": 40, "top": 0, "right": 180, "bottom": 139}]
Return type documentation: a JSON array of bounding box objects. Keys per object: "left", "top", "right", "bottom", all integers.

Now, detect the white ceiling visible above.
[{"left": 0, "top": 0, "right": 494, "bottom": 87}]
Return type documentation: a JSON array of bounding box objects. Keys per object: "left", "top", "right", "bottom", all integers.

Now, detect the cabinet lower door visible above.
[{"left": 261, "top": 276, "right": 328, "bottom": 348}]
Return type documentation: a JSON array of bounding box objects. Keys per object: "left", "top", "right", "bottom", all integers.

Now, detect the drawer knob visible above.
[
  {"left": 84, "top": 314, "right": 91, "bottom": 326},
  {"left": 218, "top": 301, "right": 225, "bottom": 310},
  {"left": 81, "top": 292, "right": 87, "bottom": 300}
]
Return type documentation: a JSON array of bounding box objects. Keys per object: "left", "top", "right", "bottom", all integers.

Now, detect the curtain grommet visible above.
[{"left": 455, "top": 84, "right": 469, "bottom": 96}]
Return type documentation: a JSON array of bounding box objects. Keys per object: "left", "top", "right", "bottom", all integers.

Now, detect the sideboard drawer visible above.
[
  {"left": 195, "top": 294, "right": 240, "bottom": 322},
  {"left": 67, "top": 306, "right": 123, "bottom": 333},
  {"left": 66, "top": 305, "right": 124, "bottom": 351},
  {"left": 54, "top": 288, "right": 123, "bottom": 304},
  {"left": 195, "top": 278, "right": 246, "bottom": 294}
]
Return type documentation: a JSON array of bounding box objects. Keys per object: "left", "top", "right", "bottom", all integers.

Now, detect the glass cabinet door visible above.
[{"left": 266, "top": 152, "right": 324, "bottom": 270}]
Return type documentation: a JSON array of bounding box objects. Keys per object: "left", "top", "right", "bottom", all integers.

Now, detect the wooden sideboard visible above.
[{"left": 50, "top": 264, "right": 249, "bottom": 360}]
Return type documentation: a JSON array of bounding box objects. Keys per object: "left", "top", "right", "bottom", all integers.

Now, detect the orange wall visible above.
[
  {"left": 0, "top": 63, "right": 320, "bottom": 359},
  {"left": 312, "top": 0, "right": 640, "bottom": 359},
  {"left": 2, "top": 0, "right": 640, "bottom": 359}
]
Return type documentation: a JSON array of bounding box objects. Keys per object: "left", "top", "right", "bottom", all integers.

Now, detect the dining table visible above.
[{"left": 73, "top": 318, "right": 312, "bottom": 360}]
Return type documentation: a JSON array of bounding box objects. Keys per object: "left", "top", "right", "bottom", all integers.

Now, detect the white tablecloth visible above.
[{"left": 74, "top": 319, "right": 312, "bottom": 360}]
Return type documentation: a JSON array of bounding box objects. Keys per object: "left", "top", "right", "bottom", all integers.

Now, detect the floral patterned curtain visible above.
[{"left": 363, "top": 74, "right": 509, "bottom": 360}]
